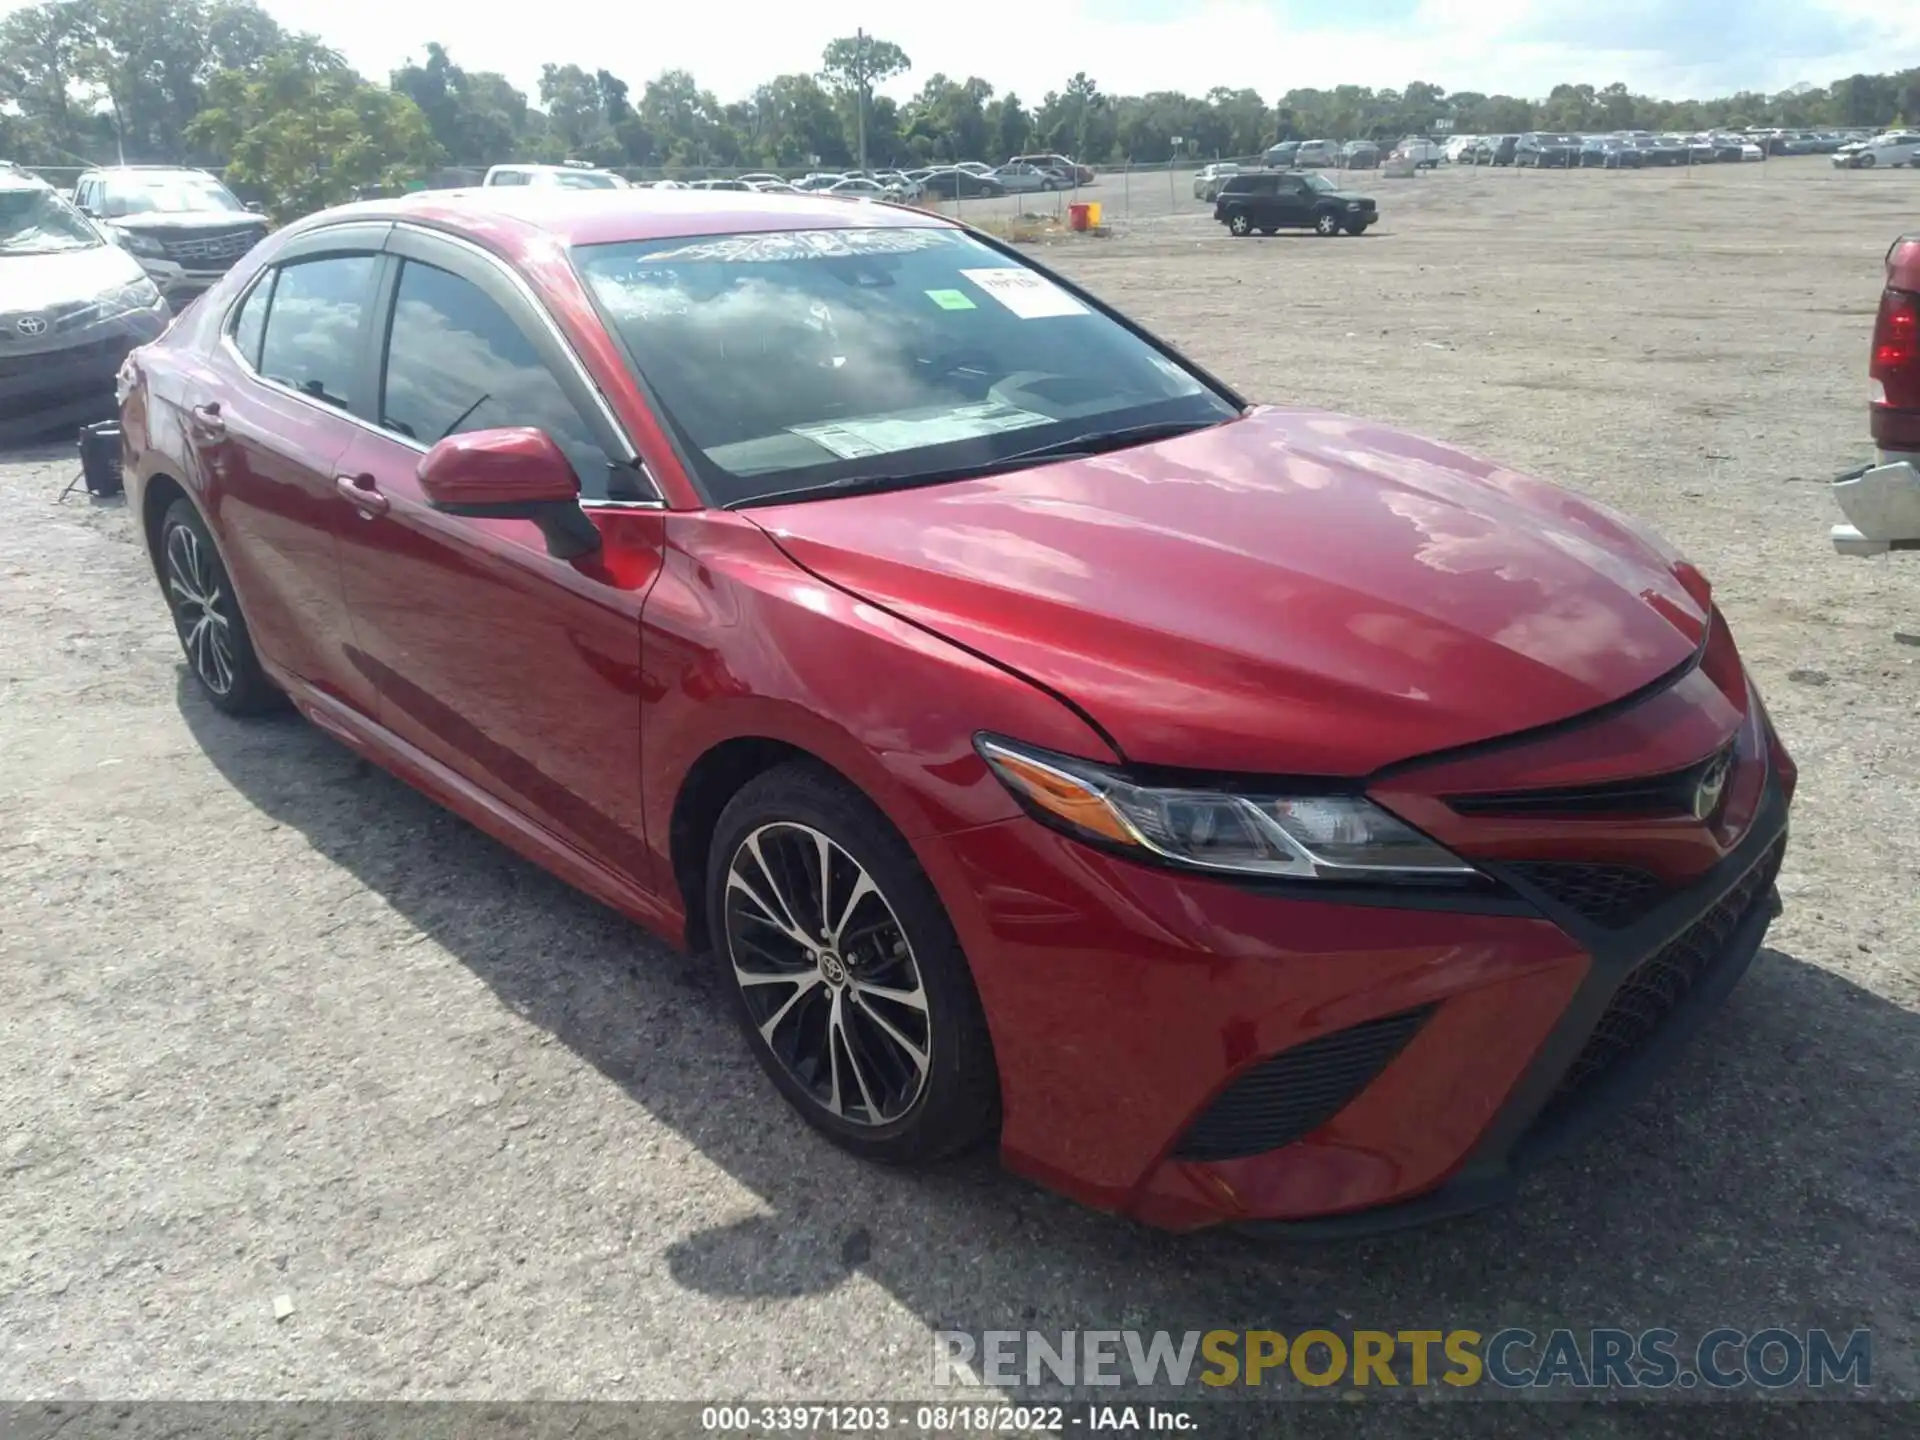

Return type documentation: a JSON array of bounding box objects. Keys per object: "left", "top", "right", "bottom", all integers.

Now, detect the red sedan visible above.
[{"left": 120, "top": 189, "right": 1794, "bottom": 1233}]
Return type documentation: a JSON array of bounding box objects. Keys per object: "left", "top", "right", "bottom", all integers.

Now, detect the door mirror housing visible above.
[{"left": 417, "top": 427, "right": 602, "bottom": 561}]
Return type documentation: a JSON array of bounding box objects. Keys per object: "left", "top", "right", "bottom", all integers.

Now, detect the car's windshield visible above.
[
  {"left": 576, "top": 226, "right": 1238, "bottom": 506},
  {"left": 97, "top": 172, "right": 244, "bottom": 217},
  {"left": 1300, "top": 172, "right": 1339, "bottom": 192},
  {"left": 0, "top": 185, "right": 102, "bottom": 255}
]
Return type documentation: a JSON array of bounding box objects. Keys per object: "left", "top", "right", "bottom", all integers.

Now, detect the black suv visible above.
[
  {"left": 1213, "top": 170, "right": 1376, "bottom": 237},
  {"left": 73, "top": 166, "right": 268, "bottom": 296}
]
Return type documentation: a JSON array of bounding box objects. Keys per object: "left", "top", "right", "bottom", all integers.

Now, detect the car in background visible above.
[
  {"left": 1263, "top": 141, "right": 1301, "bottom": 168},
  {"left": 1396, "top": 138, "right": 1444, "bottom": 169},
  {"left": 794, "top": 173, "right": 849, "bottom": 192},
  {"left": 483, "top": 164, "right": 630, "bottom": 190},
  {"left": 72, "top": 165, "right": 268, "bottom": 299},
  {"left": 1581, "top": 136, "right": 1643, "bottom": 169},
  {"left": 1193, "top": 163, "right": 1244, "bottom": 201},
  {"left": 1831, "top": 234, "right": 1920, "bottom": 554},
  {"left": 1293, "top": 140, "right": 1341, "bottom": 167},
  {"left": 1214, "top": 168, "right": 1375, "bottom": 236},
  {"left": 1, "top": 163, "right": 169, "bottom": 440},
  {"left": 1468, "top": 135, "right": 1519, "bottom": 166},
  {"left": 918, "top": 167, "right": 1006, "bottom": 199},
  {"left": 689, "top": 178, "right": 753, "bottom": 191},
  {"left": 873, "top": 171, "right": 924, "bottom": 200},
  {"left": 1443, "top": 135, "right": 1479, "bottom": 163},
  {"left": 825, "top": 177, "right": 891, "bottom": 200},
  {"left": 747, "top": 180, "right": 799, "bottom": 194},
  {"left": 737, "top": 172, "right": 785, "bottom": 186},
  {"left": 1629, "top": 135, "right": 1687, "bottom": 167},
  {"left": 120, "top": 184, "right": 1795, "bottom": 1237},
  {"left": 990, "top": 163, "right": 1067, "bottom": 194},
  {"left": 1009, "top": 153, "right": 1093, "bottom": 185},
  {"left": 1515, "top": 133, "right": 1581, "bottom": 168},
  {"left": 1833, "top": 132, "right": 1920, "bottom": 169},
  {"left": 1338, "top": 140, "right": 1381, "bottom": 171}
]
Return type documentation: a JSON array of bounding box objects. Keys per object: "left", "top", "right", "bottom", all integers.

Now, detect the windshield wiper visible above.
[{"left": 725, "top": 416, "right": 1232, "bottom": 510}]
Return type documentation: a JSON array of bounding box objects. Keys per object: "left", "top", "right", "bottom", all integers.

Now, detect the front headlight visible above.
[
  {"left": 113, "top": 227, "right": 167, "bottom": 260},
  {"left": 976, "top": 735, "right": 1474, "bottom": 881},
  {"left": 99, "top": 277, "right": 163, "bottom": 316}
]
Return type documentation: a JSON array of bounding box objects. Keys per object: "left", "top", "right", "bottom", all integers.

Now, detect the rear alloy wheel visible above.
[
  {"left": 1228, "top": 211, "right": 1253, "bottom": 236},
  {"left": 160, "top": 498, "right": 278, "bottom": 715},
  {"left": 707, "top": 763, "right": 999, "bottom": 1163},
  {"left": 1314, "top": 211, "right": 1341, "bottom": 236}
]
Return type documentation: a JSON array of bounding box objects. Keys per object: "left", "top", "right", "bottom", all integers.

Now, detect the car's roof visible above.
[{"left": 289, "top": 185, "right": 953, "bottom": 252}]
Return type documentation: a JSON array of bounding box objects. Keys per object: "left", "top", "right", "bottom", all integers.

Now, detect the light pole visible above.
[{"left": 856, "top": 27, "right": 868, "bottom": 176}]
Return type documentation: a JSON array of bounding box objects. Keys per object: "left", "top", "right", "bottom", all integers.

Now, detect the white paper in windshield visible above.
[
  {"left": 958, "top": 267, "right": 1089, "bottom": 319},
  {"left": 789, "top": 401, "right": 1053, "bottom": 460}
]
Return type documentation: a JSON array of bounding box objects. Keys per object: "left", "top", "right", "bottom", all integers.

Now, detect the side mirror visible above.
[{"left": 417, "top": 427, "right": 601, "bottom": 561}]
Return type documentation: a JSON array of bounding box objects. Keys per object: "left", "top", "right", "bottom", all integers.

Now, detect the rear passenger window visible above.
[
  {"left": 379, "top": 259, "right": 612, "bottom": 496},
  {"left": 257, "top": 255, "right": 377, "bottom": 410},
  {"left": 229, "top": 271, "right": 274, "bottom": 369}
]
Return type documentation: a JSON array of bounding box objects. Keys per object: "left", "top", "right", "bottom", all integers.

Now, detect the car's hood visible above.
[
  {"left": 0, "top": 243, "right": 145, "bottom": 313},
  {"left": 750, "top": 408, "right": 1709, "bottom": 776}
]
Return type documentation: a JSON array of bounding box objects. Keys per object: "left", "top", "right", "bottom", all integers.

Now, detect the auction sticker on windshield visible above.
[
  {"left": 789, "top": 400, "right": 1053, "bottom": 459},
  {"left": 959, "top": 267, "right": 1088, "bottom": 319}
]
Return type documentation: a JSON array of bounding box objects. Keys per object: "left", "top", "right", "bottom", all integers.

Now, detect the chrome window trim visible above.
[{"left": 212, "top": 221, "right": 666, "bottom": 510}]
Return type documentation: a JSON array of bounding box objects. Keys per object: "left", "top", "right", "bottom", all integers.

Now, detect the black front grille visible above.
[
  {"left": 0, "top": 333, "right": 130, "bottom": 382},
  {"left": 1545, "top": 838, "right": 1785, "bottom": 1113},
  {"left": 1448, "top": 742, "right": 1736, "bottom": 820},
  {"left": 1174, "top": 1007, "right": 1433, "bottom": 1162},
  {"left": 1505, "top": 861, "right": 1666, "bottom": 927},
  {"left": 158, "top": 225, "right": 264, "bottom": 268}
]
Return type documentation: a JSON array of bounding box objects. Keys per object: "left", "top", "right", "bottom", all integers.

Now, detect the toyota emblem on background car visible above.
[{"left": 15, "top": 315, "right": 48, "bottom": 336}]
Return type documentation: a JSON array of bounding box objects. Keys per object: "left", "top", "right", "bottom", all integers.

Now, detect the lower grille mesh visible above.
[
  {"left": 1174, "top": 1007, "right": 1433, "bottom": 1162},
  {"left": 1506, "top": 861, "right": 1666, "bottom": 927},
  {"left": 1546, "top": 838, "right": 1785, "bottom": 1113}
]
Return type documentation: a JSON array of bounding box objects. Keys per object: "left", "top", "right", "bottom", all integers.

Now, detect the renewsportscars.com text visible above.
[{"left": 933, "top": 1327, "right": 1872, "bottom": 1392}]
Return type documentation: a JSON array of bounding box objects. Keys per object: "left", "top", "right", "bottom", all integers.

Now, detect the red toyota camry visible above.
[{"left": 120, "top": 189, "right": 1794, "bottom": 1234}]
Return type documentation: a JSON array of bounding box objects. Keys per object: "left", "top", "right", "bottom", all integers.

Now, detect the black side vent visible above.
[
  {"left": 1504, "top": 862, "right": 1666, "bottom": 928},
  {"left": 1173, "top": 1007, "right": 1434, "bottom": 1163}
]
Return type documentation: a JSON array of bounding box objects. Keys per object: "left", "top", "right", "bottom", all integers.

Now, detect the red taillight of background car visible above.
[{"left": 1871, "top": 284, "right": 1920, "bottom": 450}]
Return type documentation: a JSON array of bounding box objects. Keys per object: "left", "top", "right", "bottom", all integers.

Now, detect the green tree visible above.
[
  {"left": 392, "top": 42, "right": 531, "bottom": 167},
  {"left": 188, "top": 38, "right": 441, "bottom": 220},
  {"left": 819, "top": 32, "right": 909, "bottom": 171}
]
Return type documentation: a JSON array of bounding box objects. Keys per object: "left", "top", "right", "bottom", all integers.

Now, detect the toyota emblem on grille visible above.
[
  {"left": 1692, "top": 750, "right": 1732, "bottom": 820},
  {"left": 15, "top": 316, "right": 48, "bottom": 336}
]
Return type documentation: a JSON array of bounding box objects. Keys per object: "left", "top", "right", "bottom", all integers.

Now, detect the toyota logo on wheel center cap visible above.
[{"left": 15, "top": 316, "right": 48, "bottom": 336}]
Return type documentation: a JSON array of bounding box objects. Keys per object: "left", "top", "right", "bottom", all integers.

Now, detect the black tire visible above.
[
  {"left": 1857, "top": 153, "right": 1875, "bottom": 169},
  {"left": 1227, "top": 211, "right": 1253, "bottom": 236},
  {"left": 1313, "top": 210, "right": 1340, "bottom": 236},
  {"left": 705, "top": 761, "right": 999, "bottom": 1165},
  {"left": 158, "top": 497, "right": 279, "bottom": 715},
  {"left": 1343, "top": 221, "right": 1370, "bottom": 236}
]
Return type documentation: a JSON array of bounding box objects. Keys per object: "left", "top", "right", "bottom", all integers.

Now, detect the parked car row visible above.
[
  {"left": 1447, "top": 131, "right": 1768, "bottom": 168},
  {"left": 1262, "top": 139, "right": 1382, "bottom": 170},
  {"left": 1831, "top": 132, "right": 1920, "bottom": 169}
]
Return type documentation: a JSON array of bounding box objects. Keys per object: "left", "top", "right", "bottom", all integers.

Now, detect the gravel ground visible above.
[{"left": 1, "top": 159, "right": 1916, "bottom": 1416}]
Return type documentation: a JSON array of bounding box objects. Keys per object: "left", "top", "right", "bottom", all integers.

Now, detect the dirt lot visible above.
[{"left": 2, "top": 159, "right": 1917, "bottom": 1416}]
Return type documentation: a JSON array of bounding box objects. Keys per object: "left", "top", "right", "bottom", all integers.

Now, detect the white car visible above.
[
  {"left": 825, "top": 177, "right": 889, "bottom": 199},
  {"left": 1834, "top": 132, "right": 1920, "bottom": 169},
  {"left": 1443, "top": 135, "right": 1479, "bottom": 163},
  {"left": 0, "top": 164, "right": 170, "bottom": 439},
  {"left": 482, "top": 163, "right": 630, "bottom": 189},
  {"left": 1396, "top": 137, "right": 1444, "bottom": 169},
  {"left": 1193, "top": 163, "right": 1243, "bottom": 200}
]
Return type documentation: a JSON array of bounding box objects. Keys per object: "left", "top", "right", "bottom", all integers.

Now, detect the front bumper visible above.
[
  {"left": 924, "top": 679, "right": 1789, "bottom": 1234},
  {"left": 1831, "top": 458, "right": 1920, "bottom": 554},
  {"left": 0, "top": 305, "right": 168, "bottom": 425}
]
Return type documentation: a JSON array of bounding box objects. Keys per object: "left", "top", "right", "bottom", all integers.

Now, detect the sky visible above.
[{"left": 14, "top": 0, "right": 1920, "bottom": 106}]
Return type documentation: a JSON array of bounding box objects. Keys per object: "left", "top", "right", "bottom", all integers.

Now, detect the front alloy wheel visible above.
[
  {"left": 725, "top": 821, "right": 931, "bottom": 1126},
  {"left": 1315, "top": 211, "right": 1341, "bottom": 236},
  {"left": 1228, "top": 212, "right": 1253, "bottom": 236},
  {"left": 707, "top": 763, "right": 999, "bottom": 1163}
]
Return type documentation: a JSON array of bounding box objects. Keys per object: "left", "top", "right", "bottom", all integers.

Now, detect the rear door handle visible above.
[
  {"left": 189, "top": 402, "right": 226, "bottom": 442},
  {"left": 334, "top": 472, "right": 389, "bottom": 516}
]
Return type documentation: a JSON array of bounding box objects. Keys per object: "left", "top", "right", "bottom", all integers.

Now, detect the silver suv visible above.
[{"left": 73, "top": 166, "right": 268, "bottom": 298}]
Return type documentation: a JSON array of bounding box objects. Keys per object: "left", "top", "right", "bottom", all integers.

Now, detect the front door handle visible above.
[
  {"left": 189, "top": 402, "right": 226, "bottom": 442},
  {"left": 334, "top": 472, "right": 389, "bottom": 516}
]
